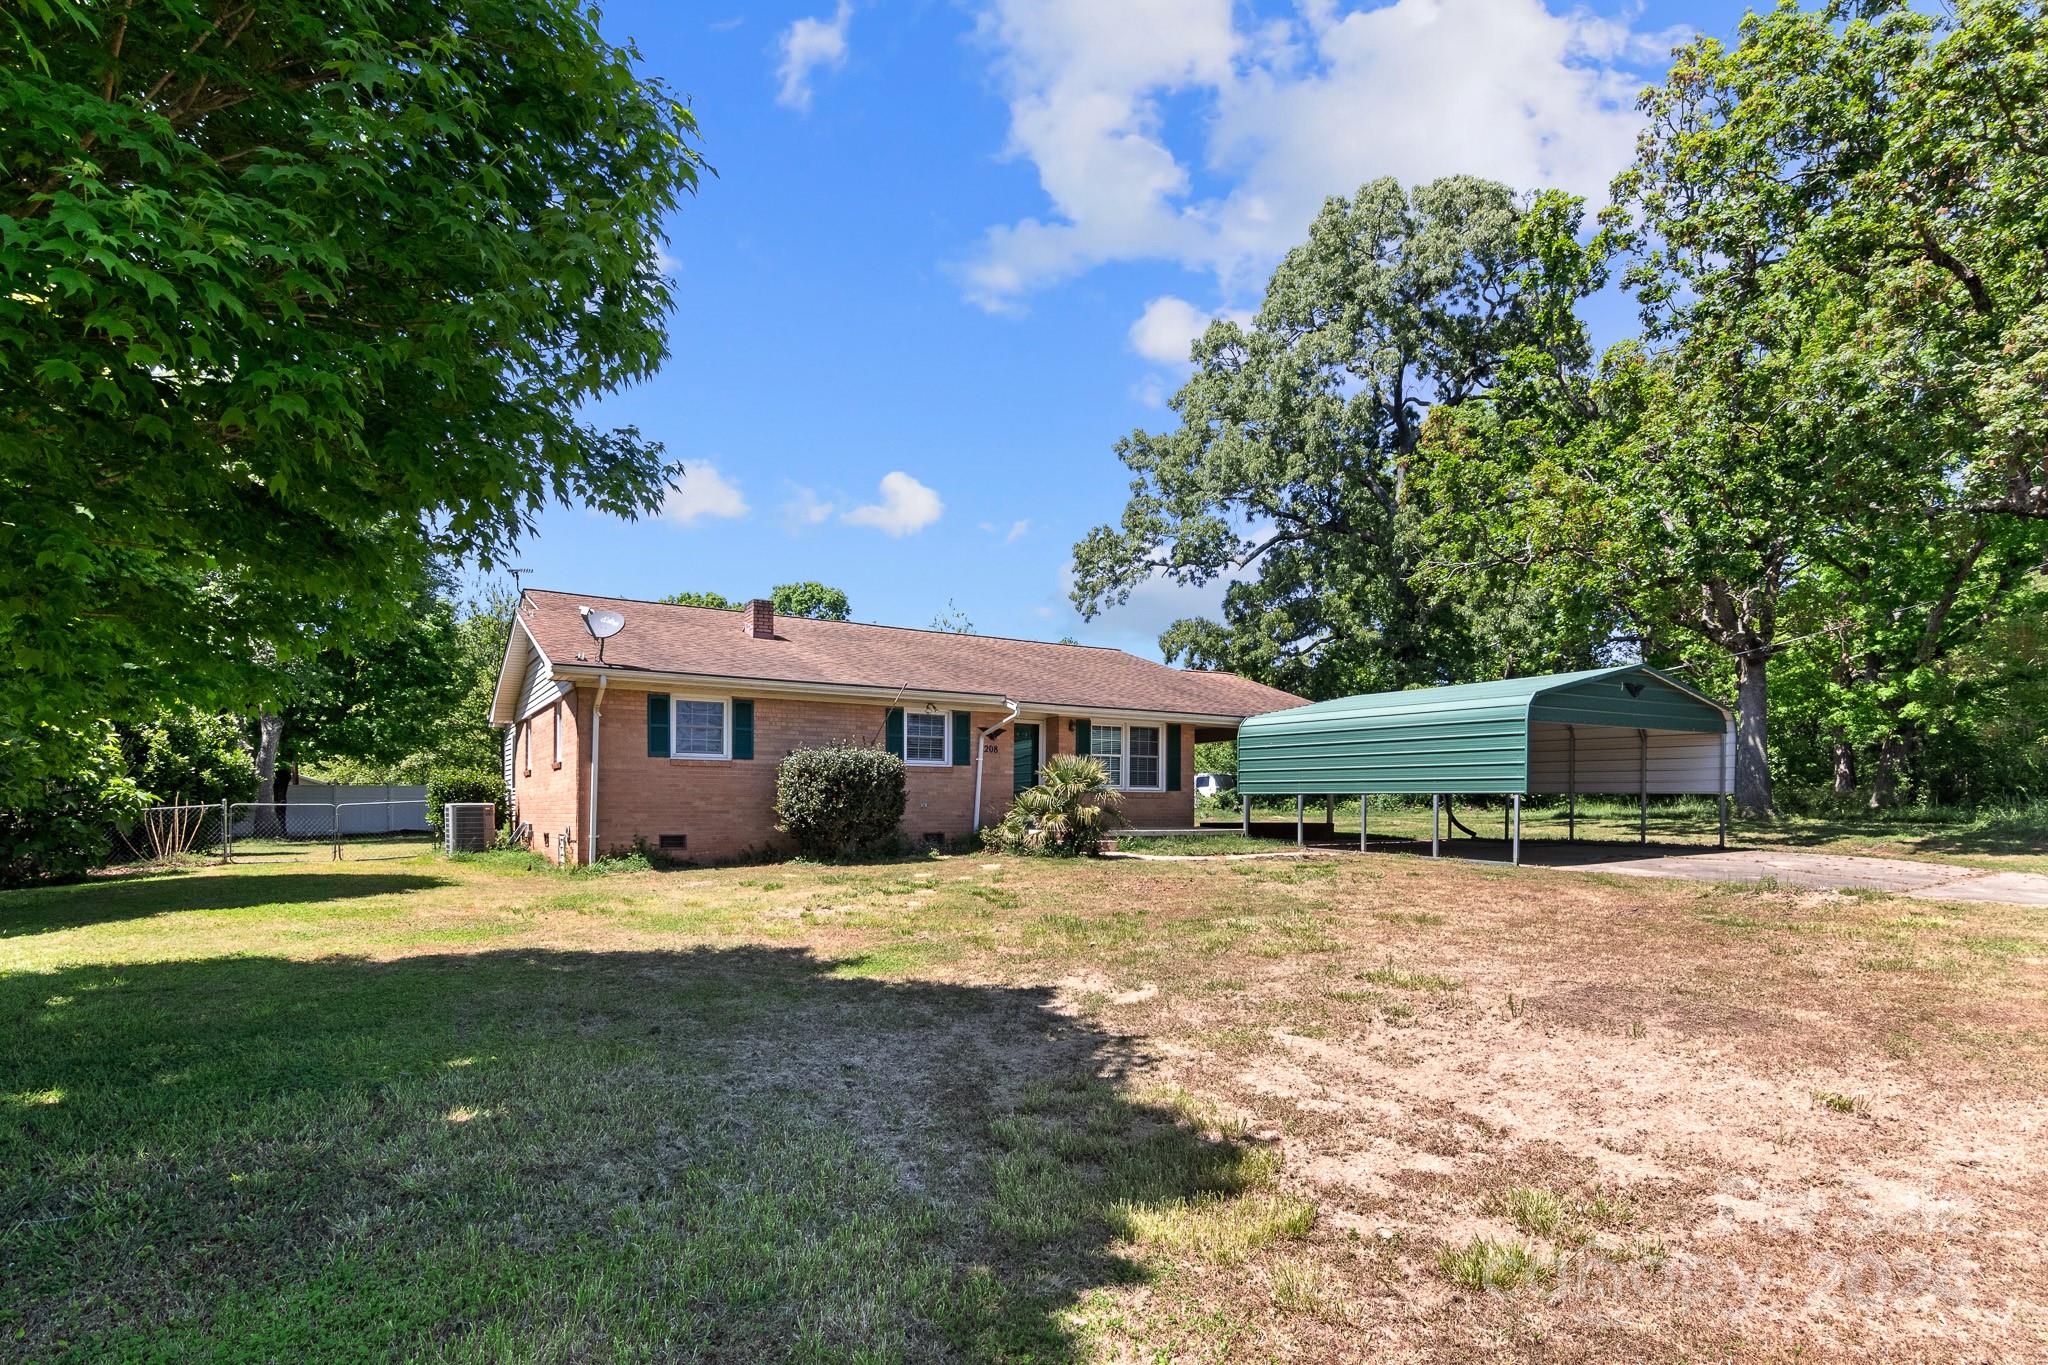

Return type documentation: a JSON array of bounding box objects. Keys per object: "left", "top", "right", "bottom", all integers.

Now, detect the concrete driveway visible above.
[
  {"left": 1563, "top": 847, "right": 2048, "bottom": 906},
  {"left": 1291, "top": 836, "right": 2048, "bottom": 907}
]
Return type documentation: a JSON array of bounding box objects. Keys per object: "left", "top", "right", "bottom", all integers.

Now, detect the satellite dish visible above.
[{"left": 578, "top": 606, "right": 626, "bottom": 662}]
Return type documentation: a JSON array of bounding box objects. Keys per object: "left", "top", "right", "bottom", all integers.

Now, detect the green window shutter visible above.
[
  {"left": 885, "top": 707, "right": 904, "bottom": 758},
  {"left": 646, "top": 693, "right": 670, "bottom": 757},
  {"left": 951, "top": 711, "right": 971, "bottom": 766},
  {"left": 1074, "top": 718, "right": 1091, "bottom": 760},
  {"left": 731, "top": 699, "right": 754, "bottom": 760},
  {"left": 1167, "top": 723, "right": 1182, "bottom": 791}
]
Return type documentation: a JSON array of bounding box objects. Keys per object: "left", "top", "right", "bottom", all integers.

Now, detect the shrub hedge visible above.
[
  {"left": 774, "top": 745, "right": 906, "bottom": 859},
  {"left": 425, "top": 769, "right": 506, "bottom": 835}
]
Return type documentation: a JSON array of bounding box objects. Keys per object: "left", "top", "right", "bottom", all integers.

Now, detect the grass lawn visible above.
[{"left": 6, "top": 846, "right": 2048, "bottom": 1360}]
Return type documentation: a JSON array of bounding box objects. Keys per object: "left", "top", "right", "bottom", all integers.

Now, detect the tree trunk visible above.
[
  {"left": 1868, "top": 733, "right": 1909, "bottom": 810},
  {"left": 1830, "top": 732, "right": 1856, "bottom": 798},
  {"left": 1733, "top": 652, "right": 1773, "bottom": 816},
  {"left": 251, "top": 712, "right": 284, "bottom": 837}
]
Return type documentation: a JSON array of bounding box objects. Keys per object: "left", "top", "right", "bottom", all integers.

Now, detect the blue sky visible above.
[{"left": 501, "top": 0, "right": 1753, "bottom": 657}]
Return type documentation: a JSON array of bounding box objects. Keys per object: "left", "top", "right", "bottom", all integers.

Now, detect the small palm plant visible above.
[{"left": 990, "top": 754, "right": 1126, "bottom": 855}]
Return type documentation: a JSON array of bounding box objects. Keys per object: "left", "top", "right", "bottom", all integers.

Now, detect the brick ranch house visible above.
[{"left": 489, "top": 590, "right": 1305, "bottom": 864}]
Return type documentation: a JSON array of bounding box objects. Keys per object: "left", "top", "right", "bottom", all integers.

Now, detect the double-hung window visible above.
[
  {"left": 1089, "top": 723, "right": 1123, "bottom": 787},
  {"left": 904, "top": 711, "right": 949, "bottom": 765},
  {"left": 1127, "top": 725, "right": 1162, "bottom": 790},
  {"left": 671, "top": 698, "right": 729, "bottom": 759},
  {"left": 1091, "top": 722, "right": 1163, "bottom": 790}
]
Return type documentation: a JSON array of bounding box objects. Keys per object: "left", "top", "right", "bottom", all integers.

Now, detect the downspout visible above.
[
  {"left": 972, "top": 698, "right": 1022, "bottom": 835},
  {"left": 586, "top": 675, "right": 608, "bottom": 865}
]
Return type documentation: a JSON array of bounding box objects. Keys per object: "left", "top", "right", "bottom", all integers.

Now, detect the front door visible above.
[{"left": 1012, "top": 723, "right": 1040, "bottom": 795}]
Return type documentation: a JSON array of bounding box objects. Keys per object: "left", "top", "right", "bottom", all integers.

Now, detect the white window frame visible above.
[
  {"left": 1092, "top": 719, "right": 1165, "bottom": 792},
  {"left": 903, "top": 709, "right": 951, "bottom": 767},
  {"left": 669, "top": 694, "right": 733, "bottom": 761},
  {"left": 551, "top": 701, "right": 563, "bottom": 767}
]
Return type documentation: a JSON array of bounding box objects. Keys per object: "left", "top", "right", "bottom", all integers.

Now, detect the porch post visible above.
[{"left": 1295, "top": 794, "right": 1305, "bottom": 848}]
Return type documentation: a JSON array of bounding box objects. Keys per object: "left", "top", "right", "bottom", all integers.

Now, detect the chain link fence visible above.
[{"left": 122, "top": 799, "right": 436, "bottom": 867}]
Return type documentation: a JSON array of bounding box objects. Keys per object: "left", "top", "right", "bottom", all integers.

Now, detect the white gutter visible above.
[
  {"left": 586, "top": 675, "right": 608, "bottom": 865},
  {"left": 971, "top": 698, "right": 1022, "bottom": 835},
  {"left": 543, "top": 664, "right": 1255, "bottom": 728}
]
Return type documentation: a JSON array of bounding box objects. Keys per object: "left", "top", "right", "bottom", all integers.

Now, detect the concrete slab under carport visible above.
[{"left": 1305, "top": 836, "right": 2048, "bottom": 906}]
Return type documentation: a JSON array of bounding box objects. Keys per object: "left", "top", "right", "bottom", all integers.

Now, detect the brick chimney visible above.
[{"left": 744, "top": 598, "right": 776, "bottom": 639}]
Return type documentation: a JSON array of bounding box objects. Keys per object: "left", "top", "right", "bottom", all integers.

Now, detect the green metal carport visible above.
[{"left": 1235, "top": 665, "right": 1734, "bottom": 864}]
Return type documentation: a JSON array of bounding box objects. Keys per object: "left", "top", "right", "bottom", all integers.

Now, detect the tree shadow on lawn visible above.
[
  {"left": 0, "top": 868, "right": 453, "bottom": 939},
  {"left": 1728, "top": 809, "right": 2048, "bottom": 859},
  {"left": 0, "top": 944, "right": 1285, "bottom": 1362}
]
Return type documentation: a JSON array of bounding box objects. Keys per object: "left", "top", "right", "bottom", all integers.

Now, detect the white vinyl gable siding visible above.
[{"left": 518, "top": 650, "right": 571, "bottom": 721}]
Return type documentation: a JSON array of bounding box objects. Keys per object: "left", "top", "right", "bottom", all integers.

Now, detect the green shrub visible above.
[
  {"left": 774, "top": 744, "right": 906, "bottom": 859},
  {"left": 987, "top": 755, "right": 1124, "bottom": 856},
  {"left": 0, "top": 723, "right": 147, "bottom": 885},
  {"left": 116, "top": 708, "right": 256, "bottom": 806},
  {"left": 425, "top": 769, "right": 506, "bottom": 834}
]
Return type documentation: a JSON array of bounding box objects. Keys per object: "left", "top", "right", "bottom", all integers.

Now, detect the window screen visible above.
[
  {"left": 1128, "top": 725, "right": 1161, "bottom": 789},
  {"left": 905, "top": 711, "right": 948, "bottom": 764},
  {"left": 1090, "top": 724, "right": 1123, "bottom": 787},
  {"left": 672, "top": 699, "right": 726, "bottom": 757}
]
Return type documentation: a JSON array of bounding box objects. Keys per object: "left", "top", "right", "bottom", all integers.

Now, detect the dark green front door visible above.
[{"left": 1012, "top": 723, "right": 1040, "bottom": 795}]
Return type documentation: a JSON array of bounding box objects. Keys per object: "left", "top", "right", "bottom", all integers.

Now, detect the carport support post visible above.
[
  {"left": 1295, "top": 794, "right": 1305, "bottom": 847},
  {"left": 1717, "top": 718, "right": 1729, "bottom": 849},
  {"left": 1241, "top": 792, "right": 1250, "bottom": 836},
  {"left": 1431, "top": 795, "right": 1440, "bottom": 858},
  {"left": 1512, "top": 795, "right": 1521, "bottom": 866},
  {"left": 1637, "top": 728, "right": 1648, "bottom": 846},
  {"left": 1566, "top": 724, "right": 1577, "bottom": 842},
  {"left": 1360, "top": 795, "right": 1367, "bottom": 852}
]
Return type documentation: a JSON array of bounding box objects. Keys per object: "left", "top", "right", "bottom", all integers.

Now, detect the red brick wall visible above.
[
  {"left": 552, "top": 689, "right": 1197, "bottom": 864},
  {"left": 512, "top": 693, "right": 586, "bottom": 864}
]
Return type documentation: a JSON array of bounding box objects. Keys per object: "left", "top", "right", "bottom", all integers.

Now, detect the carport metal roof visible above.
[{"left": 1235, "top": 664, "right": 1730, "bottom": 796}]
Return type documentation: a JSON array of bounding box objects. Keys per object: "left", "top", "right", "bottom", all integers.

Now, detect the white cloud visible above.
[
  {"left": 660, "top": 463, "right": 749, "bottom": 525},
  {"left": 981, "top": 518, "right": 1032, "bottom": 542},
  {"left": 960, "top": 0, "right": 1677, "bottom": 310},
  {"left": 780, "top": 484, "right": 836, "bottom": 532},
  {"left": 1128, "top": 295, "right": 1252, "bottom": 366},
  {"left": 776, "top": 1, "right": 852, "bottom": 112},
  {"left": 843, "top": 471, "right": 944, "bottom": 536}
]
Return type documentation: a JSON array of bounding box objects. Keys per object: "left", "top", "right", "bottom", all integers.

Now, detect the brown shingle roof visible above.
[{"left": 518, "top": 589, "right": 1305, "bottom": 719}]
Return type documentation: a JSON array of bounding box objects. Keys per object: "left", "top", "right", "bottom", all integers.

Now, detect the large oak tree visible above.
[
  {"left": 0, "top": 1, "right": 703, "bottom": 800},
  {"left": 1070, "top": 177, "right": 1609, "bottom": 701}
]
